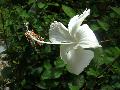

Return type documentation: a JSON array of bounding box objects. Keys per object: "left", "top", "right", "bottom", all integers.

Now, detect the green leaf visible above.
[
  {"left": 107, "top": 47, "right": 120, "bottom": 57},
  {"left": 54, "top": 70, "right": 62, "bottom": 78},
  {"left": 68, "top": 83, "right": 79, "bottom": 90},
  {"left": 73, "top": 75, "right": 84, "bottom": 89},
  {"left": 111, "top": 7, "right": 120, "bottom": 16},
  {"left": 16, "top": 7, "right": 29, "bottom": 18},
  {"left": 21, "top": 79, "right": 26, "bottom": 86},
  {"left": 28, "top": 0, "right": 35, "bottom": 4},
  {"left": 103, "top": 47, "right": 120, "bottom": 65},
  {"left": 112, "top": 62, "right": 120, "bottom": 73},
  {"left": 54, "top": 58, "right": 65, "bottom": 68},
  {"left": 43, "top": 61, "right": 52, "bottom": 70},
  {"left": 110, "top": 12, "right": 116, "bottom": 18},
  {"left": 41, "top": 70, "right": 51, "bottom": 79},
  {"left": 97, "top": 20, "right": 109, "bottom": 31},
  {"left": 31, "top": 67, "right": 43, "bottom": 75},
  {"left": 113, "top": 82, "right": 120, "bottom": 89},
  {"left": 103, "top": 56, "right": 113, "bottom": 64},
  {"left": 87, "top": 68, "right": 100, "bottom": 77},
  {"left": 94, "top": 48, "right": 105, "bottom": 65},
  {"left": 101, "top": 85, "right": 114, "bottom": 90},
  {"left": 45, "top": 46, "right": 51, "bottom": 52},
  {"left": 38, "top": 3, "right": 46, "bottom": 9},
  {"left": 90, "top": 24, "right": 100, "bottom": 31},
  {"left": 47, "top": 3, "right": 59, "bottom": 6},
  {"left": 36, "top": 82, "right": 47, "bottom": 89},
  {"left": 62, "top": 5, "right": 76, "bottom": 17}
]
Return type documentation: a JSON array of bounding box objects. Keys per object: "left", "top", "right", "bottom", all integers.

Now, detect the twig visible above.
[{"left": 100, "top": 39, "right": 111, "bottom": 43}]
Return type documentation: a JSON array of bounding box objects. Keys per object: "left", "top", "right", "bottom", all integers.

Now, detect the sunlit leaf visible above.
[
  {"left": 38, "top": 3, "right": 46, "bottom": 9},
  {"left": 36, "top": 82, "right": 47, "bottom": 89},
  {"left": 97, "top": 20, "right": 109, "bottom": 31},
  {"left": 28, "top": 0, "right": 35, "bottom": 4},
  {"left": 87, "top": 68, "right": 100, "bottom": 77},
  {"left": 54, "top": 70, "right": 62, "bottom": 78},
  {"left": 54, "top": 58, "right": 65, "bottom": 68},
  {"left": 90, "top": 24, "right": 100, "bottom": 31},
  {"left": 111, "top": 7, "right": 120, "bottom": 16},
  {"left": 47, "top": 3, "right": 59, "bottom": 6},
  {"left": 68, "top": 83, "right": 79, "bottom": 90},
  {"left": 62, "top": 5, "right": 76, "bottom": 17}
]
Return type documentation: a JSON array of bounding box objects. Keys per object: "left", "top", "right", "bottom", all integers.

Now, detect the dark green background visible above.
[{"left": 0, "top": 0, "right": 120, "bottom": 90}]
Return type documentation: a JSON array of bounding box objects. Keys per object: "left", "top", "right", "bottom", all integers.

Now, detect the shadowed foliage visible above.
[{"left": 0, "top": 0, "right": 120, "bottom": 89}]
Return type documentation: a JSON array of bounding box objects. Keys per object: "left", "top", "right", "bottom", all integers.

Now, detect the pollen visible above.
[{"left": 25, "top": 30, "right": 44, "bottom": 46}]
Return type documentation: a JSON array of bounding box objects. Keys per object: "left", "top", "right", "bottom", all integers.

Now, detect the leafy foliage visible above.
[{"left": 0, "top": 0, "right": 120, "bottom": 89}]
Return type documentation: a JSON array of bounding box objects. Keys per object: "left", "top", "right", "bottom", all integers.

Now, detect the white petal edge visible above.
[
  {"left": 73, "top": 24, "right": 101, "bottom": 48},
  {"left": 60, "top": 45, "right": 94, "bottom": 75},
  {"left": 68, "top": 9, "right": 90, "bottom": 35}
]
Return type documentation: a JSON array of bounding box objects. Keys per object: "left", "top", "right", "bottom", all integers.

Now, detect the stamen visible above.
[{"left": 25, "top": 30, "right": 44, "bottom": 46}]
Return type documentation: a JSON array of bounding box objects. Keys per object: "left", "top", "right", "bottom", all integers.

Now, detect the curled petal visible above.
[
  {"left": 68, "top": 9, "right": 90, "bottom": 35},
  {"left": 73, "top": 24, "right": 101, "bottom": 48},
  {"left": 60, "top": 45, "right": 94, "bottom": 75},
  {"left": 49, "top": 21, "right": 73, "bottom": 43},
  {"left": 68, "top": 15, "right": 79, "bottom": 31}
]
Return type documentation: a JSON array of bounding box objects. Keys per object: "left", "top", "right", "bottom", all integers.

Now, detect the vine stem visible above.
[{"left": 100, "top": 39, "right": 111, "bottom": 43}]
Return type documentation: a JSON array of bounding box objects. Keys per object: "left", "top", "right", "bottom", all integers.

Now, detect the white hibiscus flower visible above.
[{"left": 25, "top": 9, "right": 101, "bottom": 75}]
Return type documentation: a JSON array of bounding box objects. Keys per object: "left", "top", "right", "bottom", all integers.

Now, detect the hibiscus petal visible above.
[
  {"left": 60, "top": 45, "right": 94, "bottom": 75},
  {"left": 68, "top": 9, "right": 90, "bottom": 35},
  {"left": 73, "top": 24, "right": 101, "bottom": 48},
  {"left": 60, "top": 44, "right": 77, "bottom": 64},
  {"left": 68, "top": 15, "right": 79, "bottom": 31},
  {"left": 49, "top": 21, "right": 72, "bottom": 43}
]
